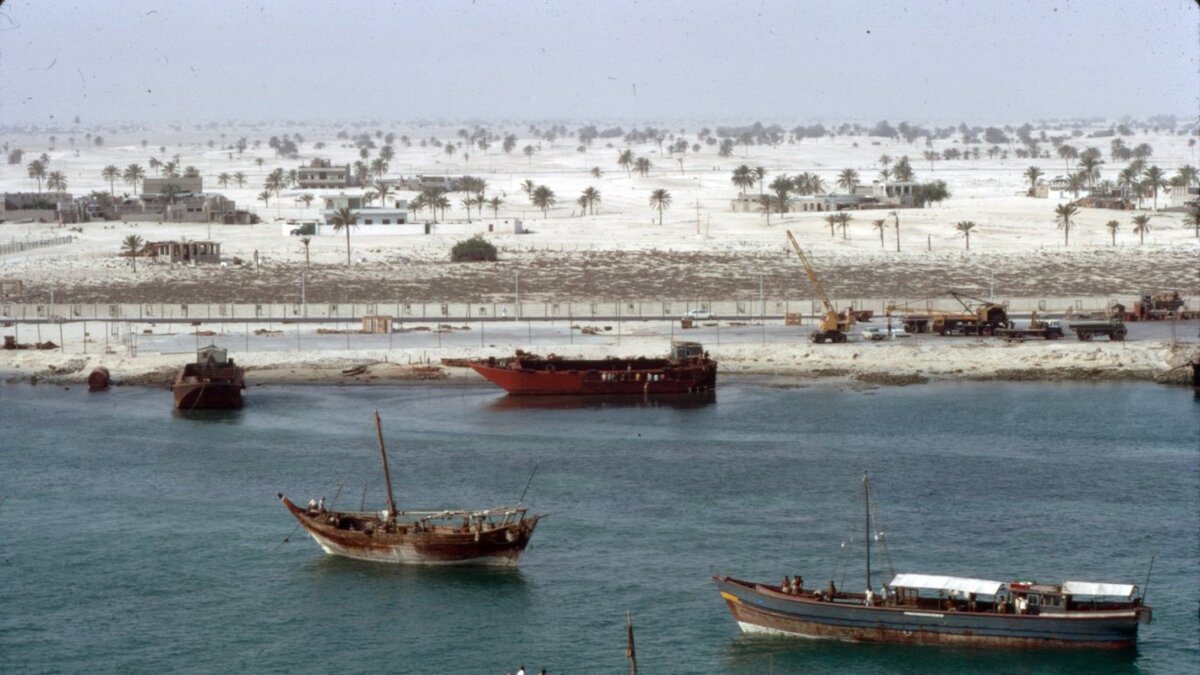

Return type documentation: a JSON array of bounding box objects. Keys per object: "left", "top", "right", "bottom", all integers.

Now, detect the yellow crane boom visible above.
[
  {"left": 786, "top": 230, "right": 836, "bottom": 317},
  {"left": 786, "top": 230, "right": 854, "bottom": 342}
]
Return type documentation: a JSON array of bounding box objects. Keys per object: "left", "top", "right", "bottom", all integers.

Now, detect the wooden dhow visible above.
[
  {"left": 714, "top": 473, "right": 1151, "bottom": 649},
  {"left": 279, "top": 411, "right": 542, "bottom": 566}
]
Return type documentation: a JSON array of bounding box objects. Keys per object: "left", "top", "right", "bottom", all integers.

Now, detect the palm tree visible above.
[
  {"left": 1175, "top": 164, "right": 1198, "bottom": 188},
  {"left": 581, "top": 187, "right": 601, "bottom": 215},
  {"left": 1024, "top": 166, "right": 1043, "bottom": 195},
  {"left": 872, "top": 219, "right": 887, "bottom": 248},
  {"left": 954, "top": 220, "right": 977, "bottom": 250},
  {"left": 1054, "top": 203, "right": 1078, "bottom": 246},
  {"left": 520, "top": 179, "right": 536, "bottom": 201},
  {"left": 633, "top": 157, "right": 652, "bottom": 177},
  {"left": 374, "top": 181, "right": 392, "bottom": 208},
  {"left": 1066, "top": 171, "right": 1087, "bottom": 199},
  {"left": 523, "top": 145, "right": 536, "bottom": 162},
  {"left": 768, "top": 175, "right": 792, "bottom": 215},
  {"left": 487, "top": 196, "right": 504, "bottom": 217},
  {"left": 233, "top": 172, "right": 246, "bottom": 188},
  {"left": 892, "top": 156, "right": 914, "bottom": 183},
  {"left": 123, "top": 163, "right": 146, "bottom": 195},
  {"left": 299, "top": 236, "right": 312, "bottom": 269},
  {"left": 46, "top": 170, "right": 67, "bottom": 192},
  {"left": 1116, "top": 166, "right": 1141, "bottom": 204},
  {"left": 754, "top": 166, "right": 767, "bottom": 200},
  {"left": 835, "top": 212, "right": 853, "bottom": 239},
  {"left": 101, "top": 165, "right": 120, "bottom": 196},
  {"left": 1142, "top": 166, "right": 1167, "bottom": 210},
  {"left": 890, "top": 209, "right": 901, "bottom": 252},
  {"left": 331, "top": 206, "right": 357, "bottom": 265},
  {"left": 1187, "top": 204, "right": 1200, "bottom": 238},
  {"left": 758, "top": 195, "right": 781, "bottom": 225},
  {"left": 217, "top": 172, "right": 231, "bottom": 189},
  {"left": 460, "top": 195, "right": 475, "bottom": 222},
  {"left": 837, "top": 168, "right": 859, "bottom": 193},
  {"left": 122, "top": 235, "right": 144, "bottom": 272},
  {"left": 824, "top": 213, "right": 838, "bottom": 238},
  {"left": 648, "top": 188, "right": 672, "bottom": 225},
  {"left": 27, "top": 160, "right": 46, "bottom": 192},
  {"left": 731, "top": 164, "right": 755, "bottom": 194},
  {"left": 432, "top": 193, "right": 451, "bottom": 221},
  {"left": 617, "top": 149, "right": 634, "bottom": 177},
  {"left": 298, "top": 193, "right": 314, "bottom": 209},
  {"left": 1131, "top": 214, "right": 1151, "bottom": 245},
  {"left": 148, "top": 157, "right": 161, "bottom": 175},
  {"left": 258, "top": 190, "right": 271, "bottom": 208},
  {"left": 531, "top": 185, "right": 556, "bottom": 218},
  {"left": 1105, "top": 219, "right": 1119, "bottom": 247},
  {"left": 590, "top": 167, "right": 603, "bottom": 179}
]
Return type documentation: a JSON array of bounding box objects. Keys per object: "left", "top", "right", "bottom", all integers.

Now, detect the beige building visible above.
[{"left": 297, "top": 159, "right": 353, "bottom": 189}]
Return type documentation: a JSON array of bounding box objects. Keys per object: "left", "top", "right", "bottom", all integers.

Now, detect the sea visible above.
[{"left": 0, "top": 379, "right": 1196, "bottom": 674}]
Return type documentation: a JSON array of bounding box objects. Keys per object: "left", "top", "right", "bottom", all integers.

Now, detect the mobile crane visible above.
[{"left": 786, "top": 230, "right": 854, "bottom": 343}]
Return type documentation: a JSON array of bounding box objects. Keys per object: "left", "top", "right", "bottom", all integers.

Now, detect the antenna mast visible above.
[
  {"left": 374, "top": 410, "right": 398, "bottom": 522},
  {"left": 864, "top": 471, "right": 872, "bottom": 592}
]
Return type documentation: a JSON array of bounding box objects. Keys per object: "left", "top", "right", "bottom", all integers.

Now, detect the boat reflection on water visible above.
[
  {"left": 171, "top": 407, "right": 245, "bottom": 423},
  {"left": 486, "top": 391, "right": 716, "bottom": 411}
]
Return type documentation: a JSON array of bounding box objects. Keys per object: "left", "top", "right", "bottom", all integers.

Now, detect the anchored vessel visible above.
[
  {"left": 714, "top": 474, "right": 1151, "bottom": 649},
  {"left": 279, "top": 412, "right": 542, "bottom": 566},
  {"left": 466, "top": 341, "right": 716, "bottom": 396},
  {"left": 172, "top": 345, "right": 245, "bottom": 409}
]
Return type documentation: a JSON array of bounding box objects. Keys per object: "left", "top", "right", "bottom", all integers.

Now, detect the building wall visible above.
[{"left": 143, "top": 177, "right": 203, "bottom": 194}]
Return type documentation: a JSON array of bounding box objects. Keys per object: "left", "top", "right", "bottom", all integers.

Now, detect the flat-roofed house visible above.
[{"left": 297, "top": 159, "right": 354, "bottom": 189}]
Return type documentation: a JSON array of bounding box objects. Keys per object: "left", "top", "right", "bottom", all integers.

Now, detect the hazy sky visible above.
[{"left": 1, "top": 0, "right": 1196, "bottom": 126}]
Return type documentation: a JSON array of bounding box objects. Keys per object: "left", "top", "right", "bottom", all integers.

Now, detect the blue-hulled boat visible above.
[{"left": 713, "top": 474, "right": 1151, "bottom": 649}]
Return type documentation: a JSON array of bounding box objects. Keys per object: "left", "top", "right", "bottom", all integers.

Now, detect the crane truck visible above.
[{"left": 785, "top": 230, "right": 854, "bottom": 343}]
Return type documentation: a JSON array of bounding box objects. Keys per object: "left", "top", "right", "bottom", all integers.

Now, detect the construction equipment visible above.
[
  {"left": 786, "top": 230, "right": 853, "bottom": 343},
  {"left": 885, "top": 292, "right": 1009, "bottom": 336},
  {"left": 995, "top": 311, "right": 1065, "bottom": 341},
  {"left": 1134, "top": 291, "right": 1191, "bottom": 320},
  {"left": 1069, "top": 316, "right": 1127, "bottom": 341}
]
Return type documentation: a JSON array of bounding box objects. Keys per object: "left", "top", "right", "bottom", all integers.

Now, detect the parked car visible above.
[{"left": 683, "top": 309, "right": 712, "bottom": 320}]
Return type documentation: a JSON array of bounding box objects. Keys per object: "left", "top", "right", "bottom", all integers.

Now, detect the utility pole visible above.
[{"left": 514, "top": 271, "right": 520, "bottom": 320}]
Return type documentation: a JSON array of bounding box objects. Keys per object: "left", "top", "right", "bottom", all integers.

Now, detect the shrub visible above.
[{"left": 450, "top": 235, "right": 498, "bottom": 262}]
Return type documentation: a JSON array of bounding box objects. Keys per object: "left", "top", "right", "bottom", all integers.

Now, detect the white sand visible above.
[{"left": 2, "top": 122, "right": 1198, "bottom": 385}]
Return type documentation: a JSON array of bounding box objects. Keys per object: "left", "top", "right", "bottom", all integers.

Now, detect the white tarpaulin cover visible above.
[
  {"left": 1062, "top": 581, "right": 1135, "bottom": 597},
  {"left": 889, "top": 573, "right": 1005, "bottom": 596}
]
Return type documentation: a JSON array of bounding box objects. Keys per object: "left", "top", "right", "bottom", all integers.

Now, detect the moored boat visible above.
[
  {"left": 466, "top": 341, "right": 716, "bottom": 396},
  {"left": 279, "top": 411, "right": 543, "bottom": 566},
  {"left": 172, "top": 345, "right": 245, "bottom": 409},
  {"left": 714, "top": 473, "right": 1151, "bottom": 649}
]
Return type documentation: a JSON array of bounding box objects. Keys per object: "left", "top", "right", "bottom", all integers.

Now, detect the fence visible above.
[
  {"left": 0, "top": 235, "right": 74, "bottom": 256},
  {"left": 1, "top": 294, "right": 1192, "bottom": 324}
]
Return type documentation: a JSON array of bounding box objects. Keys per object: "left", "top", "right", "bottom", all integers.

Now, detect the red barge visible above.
[{"left": 466, "top": 341, "right": 717, "bottom": 396}]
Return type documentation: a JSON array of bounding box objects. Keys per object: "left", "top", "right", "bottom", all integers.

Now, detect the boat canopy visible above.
[
  {"left": 1062, "top": 581, "right": 1136, "bottom": 597},
  {"left": 890, "top": 573, "right": 1005, "bottom": 596}
]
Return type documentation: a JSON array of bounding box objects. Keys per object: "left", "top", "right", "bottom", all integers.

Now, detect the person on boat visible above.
[
  {"left": 864, "top": 587, "right": 874, "bottom": 606},
  {"left": 828, "top": 580, "right": 837, "bottom": 598},
  {"left": 317, "top": 497, "right": 325, "bottom": 512},
  {"left": 782, "top": 576, "right": 791, "bottom": 592}
]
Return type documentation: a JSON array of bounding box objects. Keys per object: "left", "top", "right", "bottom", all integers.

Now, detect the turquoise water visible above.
[{"left": 0, "top": 380, "right": 1196, "bottom": 673}]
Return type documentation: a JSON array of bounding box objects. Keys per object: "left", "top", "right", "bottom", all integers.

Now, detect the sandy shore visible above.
[
  {"left": 6, "top": 336, "right": 1196, "bottom": 391},
  {"left": 3, "top": 123, "right": 1197, "bottom": 390}
]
